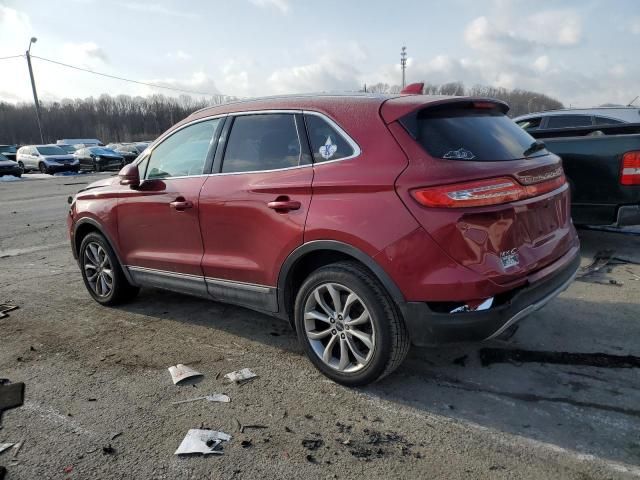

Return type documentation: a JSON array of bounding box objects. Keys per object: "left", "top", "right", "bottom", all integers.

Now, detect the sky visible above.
[{"left": 0, "top": 0, "right": 639, "bottom": 107}]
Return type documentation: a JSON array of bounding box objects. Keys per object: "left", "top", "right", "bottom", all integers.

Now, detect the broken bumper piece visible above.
[{"left": 400, "top": 248, "right": 580, "bottom": 346}]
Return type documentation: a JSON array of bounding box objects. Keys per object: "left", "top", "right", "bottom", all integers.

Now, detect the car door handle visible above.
[
  {"left": 169, "top": 198, "right": 194, "bottom": 211},
  {"left": 267, "top": 198, "right": 301, "bottom": 212}
]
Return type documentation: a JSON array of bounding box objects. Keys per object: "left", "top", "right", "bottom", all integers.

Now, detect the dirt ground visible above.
[{"left": 1, "top": 173, "right": 639, "bottom": 479}]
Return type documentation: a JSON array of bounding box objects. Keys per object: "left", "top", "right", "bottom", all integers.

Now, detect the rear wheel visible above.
[
  {"left": 294, "top": 261, "right": 410, "bottom": 386},
  {"left": 79, "top": 232, "right": 139, "bottom": 305}
]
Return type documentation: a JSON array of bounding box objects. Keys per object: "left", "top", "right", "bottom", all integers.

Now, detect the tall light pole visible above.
[
  {"left": 527, "top": 96, "right": 537, "bottom": 114},
  {"left": 400, "top": 46, "right": 407, "bottom": 88},
  {"left": 26, "top": 37, "right": 44, "bottom": 144}
]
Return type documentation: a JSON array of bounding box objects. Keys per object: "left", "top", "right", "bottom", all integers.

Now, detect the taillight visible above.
[
  {"left": 411, "top": 174, "right": 566, "bottom": 208},
  {"left": 620, "top": 151, "right": 640, "bottom": 185}
]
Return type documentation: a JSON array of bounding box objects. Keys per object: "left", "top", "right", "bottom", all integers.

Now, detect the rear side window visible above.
[
  {"left": 304, "top": 114, "right": 355, "bottom": 163},
  {"left": 222, "top": 114, "right": 304, "bottom": 173},
  {"left": 594, "top": 116, "right": 624, "bottom": 126},
  {"left": 546, "top": 115, "right": 592, "bottom": 129},
  {"left": 410, "top": 104, "right": 546, "bottom": 161}
]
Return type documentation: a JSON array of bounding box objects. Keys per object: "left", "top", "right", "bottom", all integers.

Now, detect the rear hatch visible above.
[{"left": 387, "top": 98, "right": 577, "bottom": 286}]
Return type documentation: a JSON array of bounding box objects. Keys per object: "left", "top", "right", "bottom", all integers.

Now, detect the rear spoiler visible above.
[
  {"left": 381, "top": 96, "right": 509, "bottom": 124},
  {"left": 527, "top": 123, "right": 640, "bottom": 140}
]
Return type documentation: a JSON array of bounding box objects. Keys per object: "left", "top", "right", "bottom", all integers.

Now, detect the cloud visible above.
[
  {"left": 167, "top": 50, "right": 192, "bottom": 60},
  {"left": 249, "top": 0, "right": 289, "bottom": 14},
  {"left": 465, "top": 9, "right": 582, "bottom": 56},
  {"left": 145, "top": 71, "right": 220, "bottom": 96},
  {"left": 119, "top": 2, "right": 197, "bottom": 19},
  {"left": 630, "top": 17, "right": 640, "bottom": 35},
  {"left": 533, "top": 55, "right": 550, "bottom": 73},
  {"left": 267, "top": 54, "right": 361, "bottom": 94},
  {"left": 61, "top": 42, "right": 109, "bottom": 65}
]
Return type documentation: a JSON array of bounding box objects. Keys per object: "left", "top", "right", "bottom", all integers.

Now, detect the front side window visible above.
[
  {"left": 546, "top": 115, "right": 592, "bottom": 129},
  {"left": 145, "top": 119, "right": 219, "bottom": 179},
  {"left": 222, "top": 114, "right": 303, "bottom": 173},
  {"left": 304, "top": 114, "right": 355, "bottom": 163}
]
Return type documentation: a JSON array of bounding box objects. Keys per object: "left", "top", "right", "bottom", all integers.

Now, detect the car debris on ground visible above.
[
  {"left": 171, "top": 394, "right": 230, "bottom": 405},
  {"left": 0, "top": 304, "right": 19, "bottom": 319},
  {"left": 174, "top": 429, "right": 232, "bottom": 455},
  {"left": 167, "top": 364, "right": 203, "bottom": 384},
  {"left": 223, "top": 368, "right": 257, "bottom": 384},
  {"left": 0, "top": 444, "right": 14, "bottom": 455},
  {"left": 0, "top": 382, "right": 24, "bottom": 426}
]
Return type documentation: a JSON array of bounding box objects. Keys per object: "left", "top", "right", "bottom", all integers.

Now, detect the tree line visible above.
[
  {"left": 0, "top": 83, "right": 563, "bottom": 145},
  {"left": 0, "top": 94, "right": 231, "bottom": 145},
  {"left": 364, "top": 82, "right": 564, "bottom": 117}
]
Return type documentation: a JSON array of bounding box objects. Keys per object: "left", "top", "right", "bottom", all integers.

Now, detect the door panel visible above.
[
  {"left": 198, "top": 112, "right": 313, "bottom": 310},
  {"left": 117, "top": 177, "right": 207, "bottom": 275}
]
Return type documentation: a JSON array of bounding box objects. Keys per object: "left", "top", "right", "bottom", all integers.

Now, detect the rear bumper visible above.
[{"left": 400, "top": 246, "right": 580, "bottom": 346}]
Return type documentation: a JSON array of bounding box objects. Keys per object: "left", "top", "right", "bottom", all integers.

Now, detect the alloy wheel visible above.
[
  {"left": 83, "top": 242, "right": 114, "bottom": 297},
  {"left": 303, "top": 282, "right": 376, "bottom": 373}
]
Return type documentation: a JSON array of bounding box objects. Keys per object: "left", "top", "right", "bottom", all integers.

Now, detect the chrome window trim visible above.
[{"left": 137, "top": 109, "right": 361, "bottom": 180}]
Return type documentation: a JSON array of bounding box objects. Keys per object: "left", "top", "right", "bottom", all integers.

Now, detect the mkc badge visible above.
[{"left": 500, "top": 248, "right": 520, "bottom": 269}]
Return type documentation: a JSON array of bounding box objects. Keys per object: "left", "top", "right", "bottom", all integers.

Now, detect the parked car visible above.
[
  {"left": 57, "top": 138, "right": 103, "bottom": 147},
  {"left": 0, "top": 152, "right": 22, "bottom": 177},
  {"left": 514, "top": 107, "right": 640, "bottom": 132},
  {"left": 74, "top": 147, "right": 125, "bottom": 172},
  {"left": 135, "top": 142, "right": 150, "bottom": 153},
  {"left": 68, "top": 92, "right": 580, "bottom": 385},
  {"left": 105, "top": 143, "right": 140, "bottom": 164},
  {"left": 17, "top": 144, "right": 79, "bottom": 174},
  {"left": 0, "top": 144, "right": 18, "bottom": 161},
  {"left": 514, "top": 121, "right": 640, "bottom": 226}
]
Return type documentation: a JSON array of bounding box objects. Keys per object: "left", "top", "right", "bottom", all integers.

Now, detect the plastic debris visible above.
[
  {"left": 172, "top": 394, "right": 231, "bottom": 405},
  {"left": 0, "top": 304, "right": 19, "bottom": 320},
  {"left": 223, "top": 368, "right": 257, "bottom": 384},
  {"left": 174, "top": 429, "right": 232, "bottom": 455},
  {"left": 0, "top": 443, "right": 14, "bottom": 455},
  {"left": 168, "top": 364, "right": 203, "bottom": 384}
]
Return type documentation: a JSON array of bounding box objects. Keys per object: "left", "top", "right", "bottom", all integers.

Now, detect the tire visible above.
[
  {"left": 39, "top": 162, "right": 49, "bottom": 174},
  {"left": 18, "top": 161, "right": 25, "bottom": 171},
  {"left": 94, "top": 161, "right": 102, "bottom": 172},
  {"left": 294, "top": 261, "right": 410, "bottom": 386},
  {"left": 79, "top": 232, "right": 140, "bottom": 306}
]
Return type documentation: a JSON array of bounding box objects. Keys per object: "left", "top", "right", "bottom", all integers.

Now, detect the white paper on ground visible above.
[
  {"left": 174, "top": 429, "right": 232, "bottom": 455},
  {"left": 172, "top": 394, "right": 231, "bottom": 405},
  {"left": 167, "top": 364, "right": 203, "bottom": 384},
  {"left": 0, "top": 443, "right": 15, "bottom": 454},
  {"left": 224, "top": 368, "right": 257, "bottom": 383}
]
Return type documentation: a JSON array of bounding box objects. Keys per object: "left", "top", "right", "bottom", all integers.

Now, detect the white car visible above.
[{"left": 16, "top": 145, "right": 79, "bottom": 174}]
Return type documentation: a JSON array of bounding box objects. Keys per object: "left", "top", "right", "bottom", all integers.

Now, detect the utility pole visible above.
[
  {"left": 26, "top": 37, "right": 44, "bottom": 144},
  {"left": 400, "top": 46, "right": 407, "bottom": 88}
]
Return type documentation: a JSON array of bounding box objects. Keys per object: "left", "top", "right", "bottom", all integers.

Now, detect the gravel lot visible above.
[{"left": 1, "top": 173, "right": 639, "bottom": 479}]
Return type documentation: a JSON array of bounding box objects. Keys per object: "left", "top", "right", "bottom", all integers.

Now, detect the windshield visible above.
[
  {"left": 60, "top": 145, "right": 77, "bottom": 153},
  {"left": 0, "top": 153, "right": 9, "bottom": 161},
  {"left": 89, "top": 147, "right": 118, "bottom": 155},
  {"left": 36, "top": 146, "right": 67, "bottom": 155},
  {"left": 0, "top": 145, "right": 17, "bottom": 153},
  {"left": 412, "top": 105, "right": 548, "bottom": 161}
]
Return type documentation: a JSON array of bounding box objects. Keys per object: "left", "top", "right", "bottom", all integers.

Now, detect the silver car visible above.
[{"left": 16, "top": 145, "right": 80, "bottom": 174}]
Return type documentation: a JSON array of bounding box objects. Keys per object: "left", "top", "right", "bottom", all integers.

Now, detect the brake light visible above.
[
  {"left": 411, "top": 174, "right": 566, "bottom": 208},
  {"left": 620, "top": 151, "right": 640, "bottom": 185},
  {"left": 472, "top": 101, "right": 497, "bottom": 109}
]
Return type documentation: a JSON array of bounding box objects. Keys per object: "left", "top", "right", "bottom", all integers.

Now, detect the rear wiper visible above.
[{"left": 523, "top": 140, "right": 546, "bottom": 157}]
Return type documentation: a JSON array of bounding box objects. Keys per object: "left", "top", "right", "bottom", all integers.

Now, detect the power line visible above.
[
  {"left": 30, "top": 55, "right": 221, "bottom": 97},
  {"left": 0, "top": 54, "right": 24, "bottom": 61}
]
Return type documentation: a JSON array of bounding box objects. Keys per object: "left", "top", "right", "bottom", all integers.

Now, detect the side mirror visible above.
[{"left": 119, "top": 163, "right": 140, "bottom": 188}]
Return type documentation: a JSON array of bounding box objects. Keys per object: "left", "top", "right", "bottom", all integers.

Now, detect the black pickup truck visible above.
[{"left": 526, "top": 123, "right": 640, "bottom": 226}]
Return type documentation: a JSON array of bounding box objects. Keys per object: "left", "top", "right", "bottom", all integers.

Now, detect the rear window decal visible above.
[
  {"left": 319, "top": 136, "right": 338, "bottom": 160},
  {"left": 443, "top": 148, "right": 475, "bottom": 160}
]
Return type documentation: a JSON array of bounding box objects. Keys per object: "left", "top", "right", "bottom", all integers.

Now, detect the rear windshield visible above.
[{"left": 410, "top": 104, "right": 547, "bottom": 161}]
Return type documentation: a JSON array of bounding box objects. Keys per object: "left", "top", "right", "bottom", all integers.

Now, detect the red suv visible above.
[{"left": 68, "top": 92, "right": 580, "bottom": 385}]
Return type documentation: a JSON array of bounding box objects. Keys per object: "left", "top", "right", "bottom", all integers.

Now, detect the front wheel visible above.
[
  {"left": 39, "top": 162, "right": 49, "bottom": 174},
  {"left": 94, "top": 162, "right": 102, "bottom": 172},
  {"left": 294, "top": 261, "right": 410, "bottom": 386},
  {"left": 79, "top": 232, "right": 139, "bottom": 305}
]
